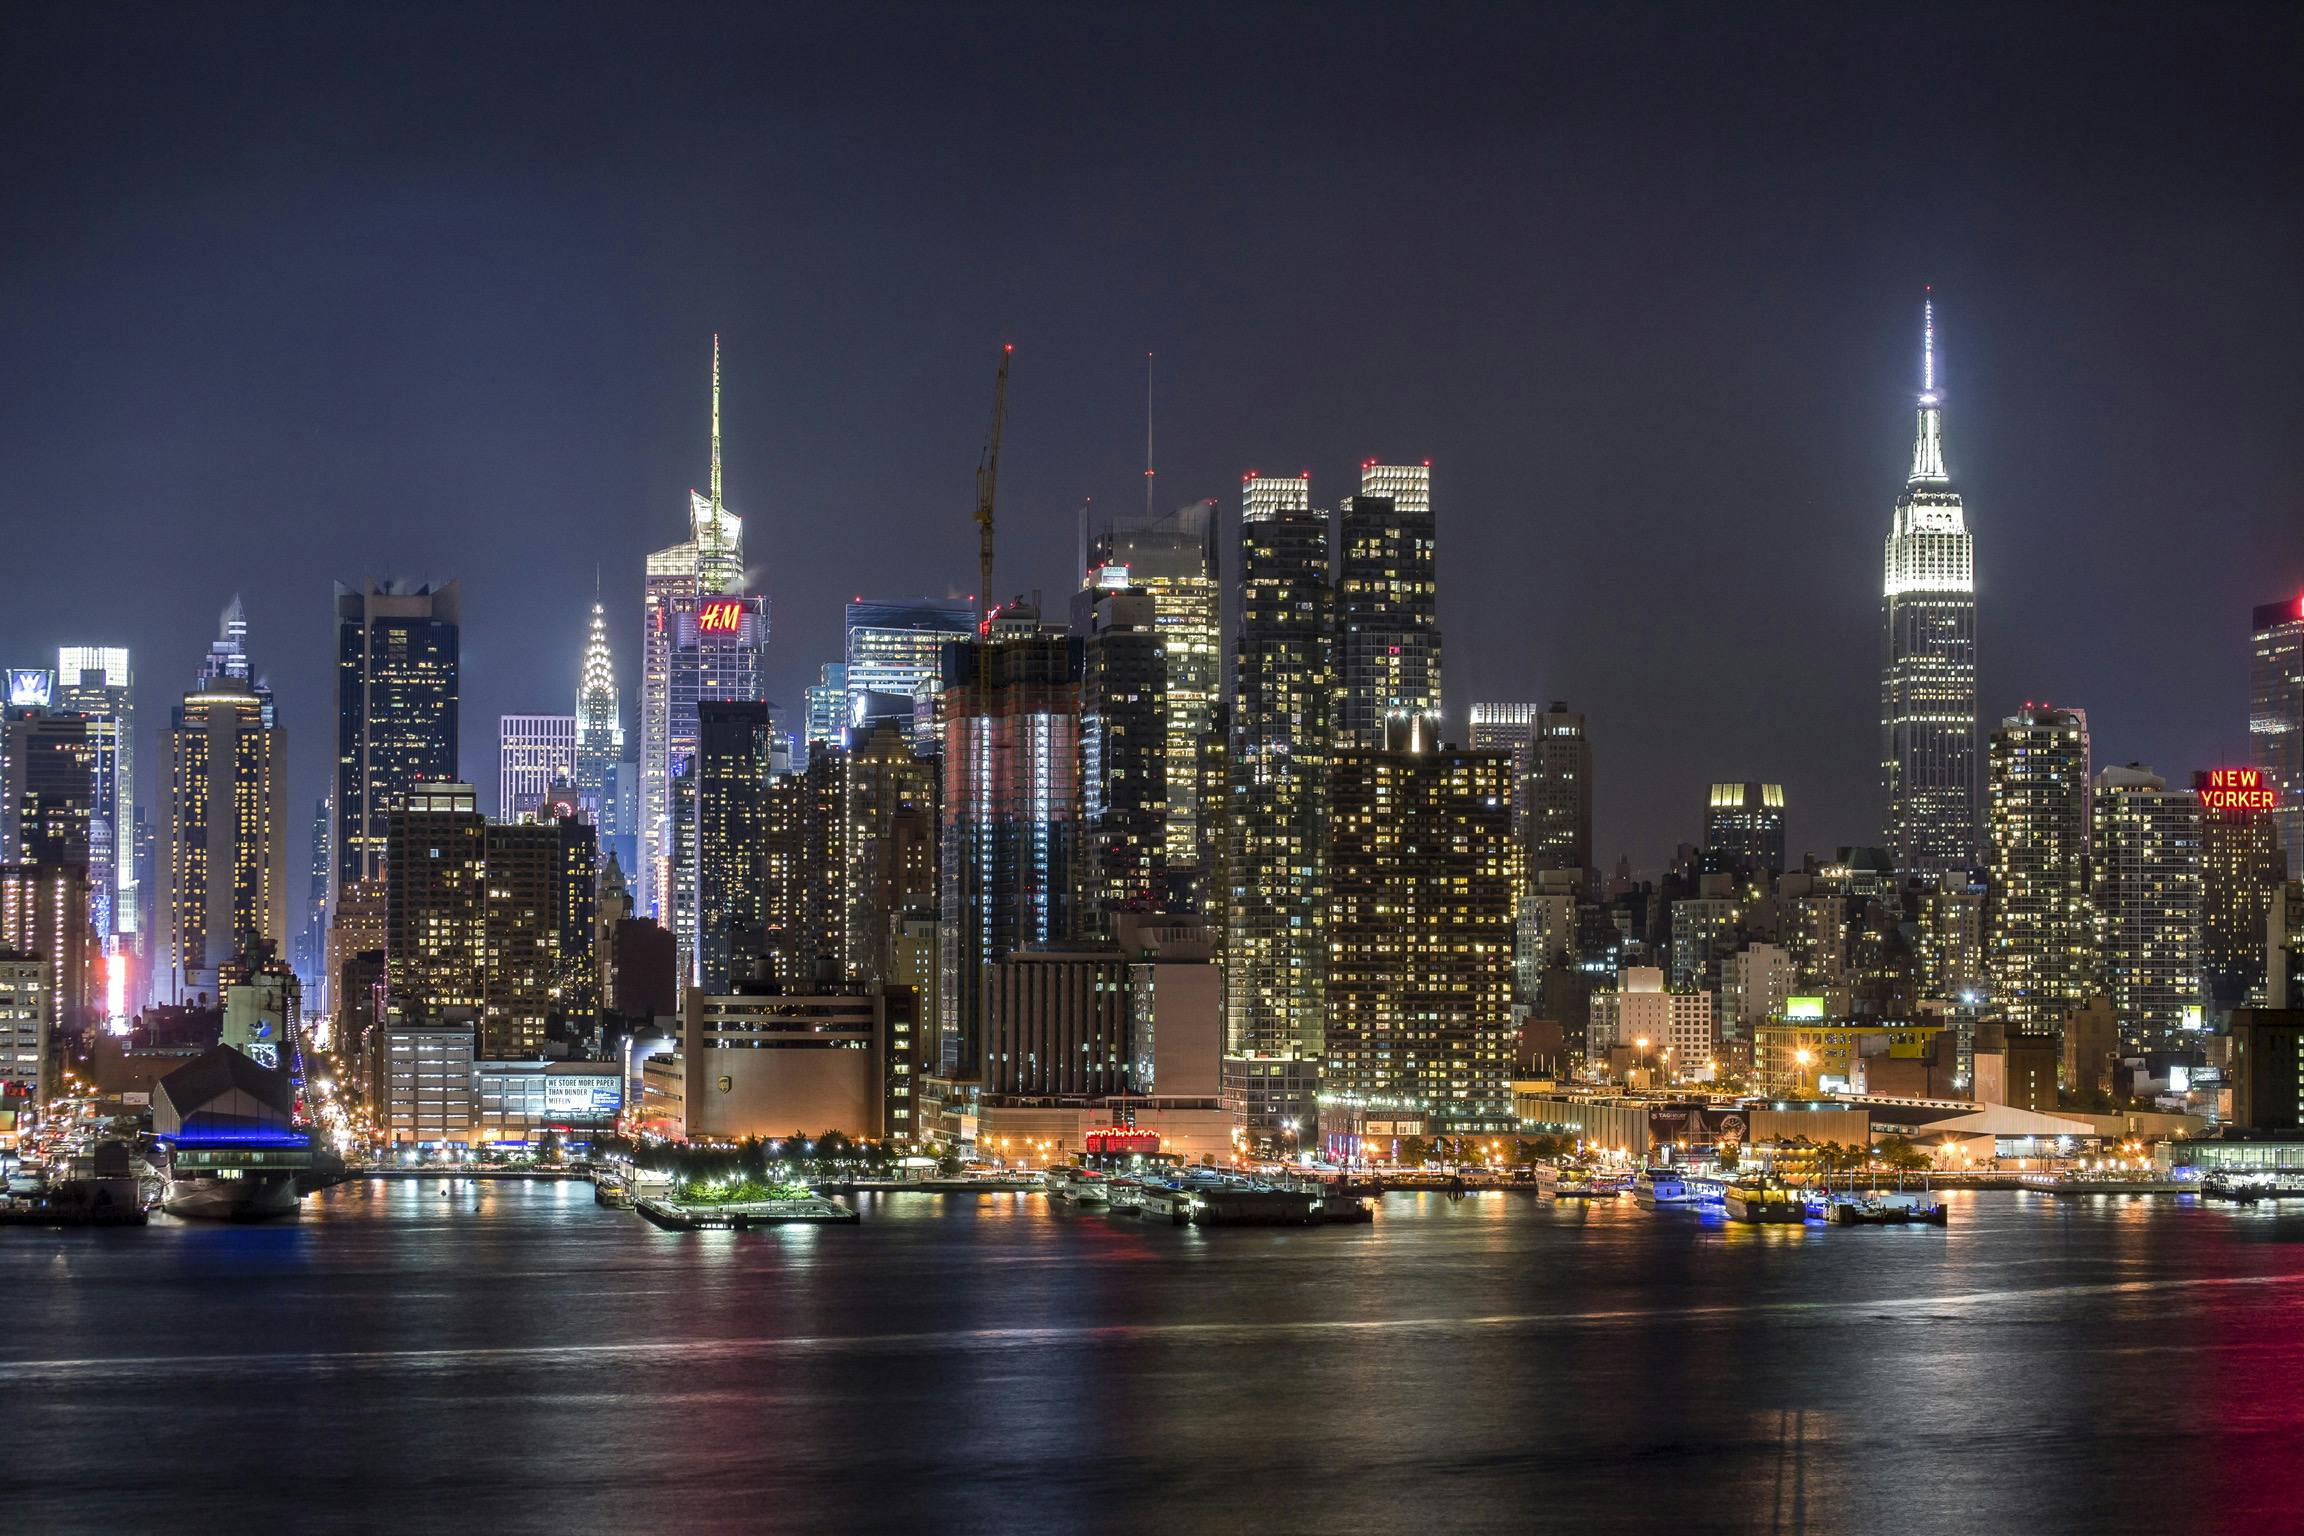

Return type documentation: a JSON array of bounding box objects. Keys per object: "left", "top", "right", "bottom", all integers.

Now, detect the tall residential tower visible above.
[
  {"left": 1333, "top": 463, "right": 1441, "bottom": 748},
  {"left": 1088, "top": 503, "right": 1220, "bottom": 892},
  {"left": 1986, "top": 705, "right": 2093, "bottom": 1030},
  {"left": 334, "top": 581, "right": 461, "bottom": 900},
  {"left": 1225, "top": 475, "right": 1332, "bottom": 1065},
  {"left": 2252, "top": 596, "right": 2304, "bottom": 860}
]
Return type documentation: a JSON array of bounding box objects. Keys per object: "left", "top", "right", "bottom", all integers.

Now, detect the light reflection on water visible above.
[{"left": 3, "top": 1182, "right": 2301, "bottom": 1534}]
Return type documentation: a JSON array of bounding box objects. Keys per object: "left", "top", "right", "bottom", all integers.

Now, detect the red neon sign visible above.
[
  {"left": 696, "top": 599, "right": 746, "bottom": 635},
  {"left": 1083, "top": 1128, "right": 1161, "bottom": 1156},
  {"left": 2197, "top": 768, "right": 2277, "bottom": 814}
]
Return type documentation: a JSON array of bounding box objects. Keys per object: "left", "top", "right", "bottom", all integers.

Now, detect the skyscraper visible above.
[
  {"left": 2195, "top": 768, "right": 2285, "bottom": 1014},
  {"left": 334, "top": 580, "right": 461, "bottom": 899},
  {"left": 0, "top": 953, "right": 47, "bottom": 1115},
  {"left": 1703, "top": 782, "right": 1787, "bottom": 880},
  {"left": 573, "top": 599, "right": 631, "bottom": 872},
  {"left": 1324, "top": 719, "right": 1519, "bottom": 1128},
  {"left": 2, "top": 712, "right": 94, "bottom": 870},
  {"left": 1469, "top": 702, "right": 1538, "bottom": 754},
  {"left": 198, "top": 596, "right": 258, "bottom": 696},
  {"left": 693, "top": 700, "right": 773, "bottom": 993},
  {"left": 843, "top": 717, "right": 937, "bottom": 989},
  {"left": 55, "top": 647, "right": 133, "bottom": 942},
  {"left": 804, "top": 663, "right": 849, "bottom": 748},
  {"left": 1226, "top": 475, "right": 1332, "bottom": 1069},
  {"left": 2251, "top": 596, "right": 2304, "bottom": 860},
  {"left": 1086, "top": 504, "right": 1220, "bottom": 889},
  {"left": 383, "top": 782, "right": 485, "bottom": 1027},
  {"left": 640, "top": 338, "right": 768, "bottom": 933},
  {"left": 1076, "top": 580, "right": 1167, "bottom": 926},
  {"left": 497, "top": 713, "right": 577, "bottom": 819},
  {"left": 297, "top": 795, "right": 330, "bottom": 995},
  {"left": 159, "top": 677, "right": 287, "bottom": 1003},
  {"left": 844, "top": 597, "right": 978, "bottom": 751},
  {"left": 548, "top": 809, "right": 600, "bottom": 1024},
  {"left": 1987, "top": 706, "right": 2093, "bottom": 1030},
  {"left": 1519, "top": 703, "right": 1593, "bottom": 880},
  {"left": 1881, "top": 297, "right": 1980, "bottom": 875},
  {"left": 479, "top": 816, "right": 564, "bottom": 1059},
  {"left": 0, "top": 863, "right": 88, "bottom": 1039},
  {"left": 378, "top": 782, "right": 581, "bottom": 1056},
  {"left": 938, "top": 628, "right": 1082, "bottom": 1078},
  {"left": 1333, "top": 463, "right": 1441, "bottom": 750},
  {"left": 2091, "top": 765, "right": 2202, "bottom": 1049}
]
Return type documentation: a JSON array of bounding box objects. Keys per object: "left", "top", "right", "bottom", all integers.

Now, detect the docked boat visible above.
[
  {"left": 1804, "top": 1184, "right": 1949, "bottom": 1225},
  {"left": 1535, "top": 1161, "right": 1612, "bottom": 1200},
  {"left": 1828, "top": 1194, "right": 1949, "bottom": 1225},
  {"left": 1043, "top": 1166, "right": 1113, "bottom": 1206},
  {"left": 1721, "top": 1183, "right": 1806, "bottom": 1223},
  {"left": 163, "top": 1169, "right": 302, "bottom": 1220},
  {"left": 2203, "top": 1172, "right": 2304, "bottom": 1203},
  {"left": 153, "top": 1049, "right": 313, "bottom": 1222},
  {"left": 636, "top": 1190, "right": 859, "bottom": 1228},
  {"left": 2020, "top": 1170, "right": 2191, "bottom": 1196},
  {"left": 1632, "top": 1167, "right": 1706, "bottom": 1208}
]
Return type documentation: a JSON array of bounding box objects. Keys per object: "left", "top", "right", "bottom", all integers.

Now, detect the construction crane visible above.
[{"left": 974, "top": 344, "right": 1012, "bottom": 640}]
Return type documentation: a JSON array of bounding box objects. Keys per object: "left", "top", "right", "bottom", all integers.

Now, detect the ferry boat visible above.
[
  {"left": 1632, "top": 1167, "right": 1706, "bottom": 1208},
  {"left": 1043, "top": 1166, "right": 1112, "bottom": 1206},
  {"left": 2202, "top": 1172, "right": 2304, "bottom": 1203},
  {"left": 1721, "top": 1183, "right": 1806, "bottom": 1223},
  {"left": 1534, "top": 1161, "right": 1603, "bottom": 1200}
]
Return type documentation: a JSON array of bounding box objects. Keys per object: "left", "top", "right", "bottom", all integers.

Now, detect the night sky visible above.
[{"left": 3, "top": 2, "right": 2299, "bottom": 873}]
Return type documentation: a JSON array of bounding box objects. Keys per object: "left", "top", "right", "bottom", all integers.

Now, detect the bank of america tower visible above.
[{"left": 1880, "top": 296, "right": 1979, "bottom": 875}]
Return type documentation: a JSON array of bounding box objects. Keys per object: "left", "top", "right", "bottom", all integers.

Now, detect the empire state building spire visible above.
[{"left": 1909, "top": 292, "right": 1949, "bottom": 485}]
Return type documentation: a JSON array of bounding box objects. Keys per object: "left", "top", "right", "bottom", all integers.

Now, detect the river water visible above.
[{"left": 4, "top": 1182, "right": 2303, "bottom": 1534}]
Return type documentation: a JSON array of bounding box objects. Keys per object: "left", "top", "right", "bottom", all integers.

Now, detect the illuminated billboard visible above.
[
  {"left": 696, "top": 598, "right": 747, "bottom": 635},
  {"left": 2195, "top": 768, "right": 2277, "bottom": 814},
  {"left": 544, "top": 1074, "right": 622, "bottom": 1117},
  {"left": 7, "top": 669, "right": 54, "bottom": 709},
  {"left": 1783, "top": 996, "right": 1828, "bottom": 1021}
]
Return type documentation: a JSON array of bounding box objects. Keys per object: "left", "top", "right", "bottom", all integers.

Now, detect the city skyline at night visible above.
[
  {"left": 7, "top": 10, "right": 2304, "bottom": 1535},
  {"left": 4, "top": 7, "right": 2299, "bottom": 880}
]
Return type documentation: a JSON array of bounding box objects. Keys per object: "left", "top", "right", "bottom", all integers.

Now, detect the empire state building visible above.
[{"left": 1881, "top": 296, "right": 1979, "bottom": 874}]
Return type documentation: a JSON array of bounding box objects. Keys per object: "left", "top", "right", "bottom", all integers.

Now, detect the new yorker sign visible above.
[{"left": 2195, "top": 768, "right": 2278, "bottom": 814}]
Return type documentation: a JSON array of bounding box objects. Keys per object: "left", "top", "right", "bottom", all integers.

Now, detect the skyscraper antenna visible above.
[
  {"left": 1921, "top": 289, "right": 1936, "bottom": 403},
  {"left": 709, "top": 332, "right": 724, "bottom": 514},
  {"left": 1144, "top": 350, "right": 1156, "bottom": 520}
]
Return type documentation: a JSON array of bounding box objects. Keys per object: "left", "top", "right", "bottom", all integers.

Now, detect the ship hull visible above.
[{"left": 163, "top": 1174, "right": 301, "bottom": 1221}]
